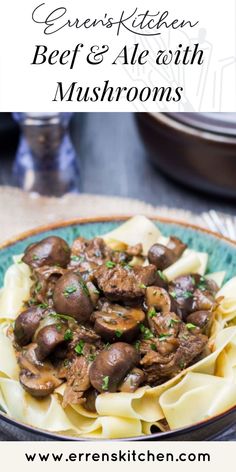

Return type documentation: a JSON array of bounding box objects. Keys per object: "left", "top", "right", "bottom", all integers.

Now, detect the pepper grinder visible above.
[{"left": 13, "top": 113, "right": 79, "bottom": 196}]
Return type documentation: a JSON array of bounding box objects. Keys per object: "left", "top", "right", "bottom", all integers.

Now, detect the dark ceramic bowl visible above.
[
  {"left": 136, "top": 113, "right": 236, "bottom": 198},
  {"left": 1, "top": 216, "right": 236, "bottom": 441}
]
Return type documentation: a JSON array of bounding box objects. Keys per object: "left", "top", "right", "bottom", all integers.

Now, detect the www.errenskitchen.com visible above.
[{"left": 25, "top": 449, "right": 211, "bottom": 463}]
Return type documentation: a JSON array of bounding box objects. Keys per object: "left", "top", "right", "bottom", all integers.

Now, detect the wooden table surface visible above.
[{"left": 0, "top": 112, "right": 235, "bottom": 440}]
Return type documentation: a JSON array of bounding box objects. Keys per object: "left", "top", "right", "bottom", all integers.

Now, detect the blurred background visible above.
[{"left": 0, "top": 112, "right": 236, "bottom": 241}]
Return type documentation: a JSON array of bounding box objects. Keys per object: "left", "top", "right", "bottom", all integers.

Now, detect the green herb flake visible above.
[
  {"left": 75, "top": 340, "right": 85, "bottom": 356},
  {"left": 151, "top": 343, "right": 157, "bottom": 351},
  {"left": 182, "top": 291, "right": 193, "bottom": 299},
  {"left": 135, "top": 340, "right": 141, "bottom": 351},
  {"left": 180, "top": 334, "right": 189, "bottom": 341},
  {"left": 186, "top": 323, "right": 197, "bottom": 330},
  {"left": 105, "top": 260, "right": 116, "bottom": 269},
  {"left": 168, "top": 318, "right": 181, "bottom": 328},
  {"left": 179, "top": 360, "right": 185, "bottom": 369},
  {"left": 79, "top": 280, "right": 90, "bottom": 297},
  {"left": 51, "top": 313, "right": 75, "bottom": 322},
  {"left": 32, "top": 254, "right": 39, "bottom": 261},
  {"left": 71, "top": 255, "right": 80, "bottom": 262},
  {"left": 102, "top": 376, "right": 110, "bottom": 391},
  {"left": 139, "top": 284, "right": 147, "bottom": 289},
  {"left": 170, "top": 291, "right": 177, "bottom": 299},
  {"left": 63, "top": 285, "right": 77, "bottom": 298},
  {"left": 64, "top": 329, "right": 73, "bottom": 341},
  {"left": 56, "top": 324, "right": 62, "bottom": 332},
  {"left": 104, "top": 342, "right": 111, "bottom": 350},
  {"left": 63, "top": 359, "right": 70, "bottom": 367},
  {"left": 140, "top": 324, "right": 154, "bottom": 340},
  {"left": 148, "top": 307, "right": 156, "bottom": 318},
  {"left": 159, "top": 333, "right": 172, "bottom": 341},
  {"left": 93, "top": 288, "right": 100, "bottom": 295},
  {"left": 157, "top": 270, "right": 168, "bottom": 282},
  {"left": 115, "top": 330, "right": 123, "bottom": 338},
  {"left": 39, "top": 303, "right": 49, "bottom": 309},
  {"left": 35, "top": 282, "right": 42, "bottom": 293},
  {"left": 88, "top": 353, "right": 96, "bottom": 362}
]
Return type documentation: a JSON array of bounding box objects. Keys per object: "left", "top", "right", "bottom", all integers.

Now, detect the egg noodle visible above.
[{"left": 0, "top": 216, "right": 236, "bottom": 439}]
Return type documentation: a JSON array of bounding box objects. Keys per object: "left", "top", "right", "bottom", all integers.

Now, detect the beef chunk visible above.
[
  {"left": 140, "top": 311, "right": 208, "bottom": 385},
  {"left": 69, "top": 237, "right": 112, "bottom": 272},
  {"left": 61, "top": 356, "right": 91, "bottom": 407},
  {"left": 94, "top": 264, "right": 159, "bottom": 304}
]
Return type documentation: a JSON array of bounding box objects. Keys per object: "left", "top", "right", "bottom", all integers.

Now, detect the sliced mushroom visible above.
[
  {"left": 119, "top": 368, "right": 146, "bottom": 393},
  {"left": 84, "top": 388, "right": 99, "bottom": 412},
  {"left": 148, "top": 244, "right": 177, "bottom": 270},
  {"left": 14, "top": 306, "right": 44, "bottom": 346},
  {"left": 192, "top": 289, "right": 217, "bottom": 313},
  {"left": 22, "top": 236, "right": 71, "bottom": 268},
  {"left": 145, "top": 287, "right": 171, "bottom": 313},
  {"left": 167, "top": 236, "right": 187, "bottom": 258},
  {"left": 20, "top": 371, "right": 61, "bottom": 397},
  {"left": 93, "top": 304, "right": 145, "bottom": 342},
  {"left": 89, "top": 342, "right": 139, "bottom": 393},
  {"left": 186, "top": 310, "right": 213, "bottom": 335},
  {"left": 35, "top": 324, "right": 66, "bottom": 361},
  {"left": 53, "top": 272, "right": 93, "bottom": 322}
]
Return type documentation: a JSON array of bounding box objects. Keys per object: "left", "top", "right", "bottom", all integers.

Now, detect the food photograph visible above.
[{"left": 0, "top": 112, "right": 236, "bottom": 442}]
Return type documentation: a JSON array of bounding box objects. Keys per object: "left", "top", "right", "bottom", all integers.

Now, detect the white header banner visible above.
[{"left": 0, "top": 0, "right": 235, "bottom": 111}]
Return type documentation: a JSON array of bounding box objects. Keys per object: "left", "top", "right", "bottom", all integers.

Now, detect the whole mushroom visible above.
[
  {"left": 22, "top": 236, "right": 71, "bottom": 268},
  {"left": 89, "top": 342, "right": 139, "bottom": 393},
  {"left": 53, "top": 272, "right": 93, "bottom": 322}
]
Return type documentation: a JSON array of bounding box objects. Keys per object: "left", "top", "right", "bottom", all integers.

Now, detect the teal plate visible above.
[
  {"left": 1, "top": 216, "right": 236, "bottom": 283},
  {"left": 0, "top": 216, "right": 236, "bottom": 441}
]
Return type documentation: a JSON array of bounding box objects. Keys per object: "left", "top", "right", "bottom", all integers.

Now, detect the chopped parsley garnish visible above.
[
  {"left": 106, "top": 260, "right": 116, "bottom": 269},
  {"left": 170, "top": 291, "right": 177, "bottom": 299},
  {"left": 32, "top": 254, "right": 39, "bottom": 261},
  {"left": 63, "top": 285, "right": 77, "bottom": 298},
  {"left": 93, "top": 287, "right": 100, "bottom": 295},
  {"left": 139, "top": 284, "right": 147, "bottom": 289},
  {"left": 115, "top": 330, "right": 123, "bottom": 338},
  {"left": 51, "top": 313, "right": 75, "bottom": 322},
  {"left": 182, "top": 291, "right": 193, "bottom": 299},
  {"left": 104, "top": 342, "right": 111, "bottom": 350},
  {"left": 79, "top": 280, "right": 90, "bottom": 296},
  {"left": 186, "top": 323, "right": 197, "bottom": 330},
  {"left": 157, "top": 270, "right": 168, "bottom": 282},
  {"left": 75, "top": 340, "right": 85, "bottom": 355},
  {"left": 56, "top": 324, "right": 62, "bottom": 331},
  {"left": 168, "top": 318, "right": 181, "bottom": 328},
  {"left": 88, "top": 353, "right": 96, "bottom": 362},
  {"left": 64, "top": 329, "right": 73, "bottom": 341},
  {"left": 159, "top": 333, "right": 172, "bottom": 341},
  {"left": 102, "top": 376, "right": 110, "bottom": 391},
  {"left": 35, "top": 282, "right": 42, "bottom": 293},
  {"left": 197, "top": 277, "right": 207, "bottom": 291},
  {"left": 140, "top": 324, "right": 154, "bottom": 340},
  {"left": 123, "top": 264, "right": 132, "bottom": 271},
  {"left": 63, "top": 359, "right": 70, "bottom": 367},
  {"left": 39, "top": 303, "right": 49, "bottom": 309},
  {"left": 180, "top": 334, "right": 189, "bottom": 341},
  {"left": 148, "top": 307, "right": 156, "bottom": 318},
  {"left": 71, "top": 255, "right": 80, "bottom": 262},
  {"left": 28, "top": 298, "right": 37, "bottom": 306},
  {"left": 151, "top": 343, "right": 157, "bottom": 351},
  {"left": 135, "top": 340, "right": 141, "bottom": 351}
]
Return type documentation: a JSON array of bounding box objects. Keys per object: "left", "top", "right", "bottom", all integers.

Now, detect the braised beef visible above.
[{"left": 94, "top": 264, "right": 159, "bottom": 304}]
